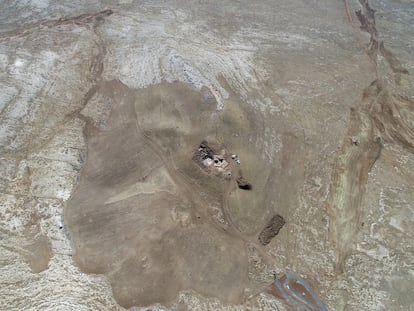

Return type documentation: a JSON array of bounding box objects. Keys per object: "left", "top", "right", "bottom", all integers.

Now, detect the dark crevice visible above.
[
  {"left": 355, "top": 0, "right": 409, "bottom": 81},
  {"left": 0, "top": 9, "right": 113, "bottom": 39}
]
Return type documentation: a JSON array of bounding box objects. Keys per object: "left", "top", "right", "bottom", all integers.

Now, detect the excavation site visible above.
[{"left": 1, "top": 0, "right": 413, "bottom": 310}]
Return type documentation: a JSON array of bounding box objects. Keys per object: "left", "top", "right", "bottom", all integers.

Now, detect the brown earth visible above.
[
  {"left": 64, "top": 80, "right": 272, "bottom": 307},
  {"left": 22, "top": 232, "right": 52, "bottom": 273},
  {"left": 258, "top": 215, "right": 286, "bottom": 246},
  {"left": 21, "top": 212, "right": 52, "bottom": 273}
]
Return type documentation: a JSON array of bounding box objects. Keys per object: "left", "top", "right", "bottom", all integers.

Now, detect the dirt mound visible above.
[
  {"left": 65, "top": 81, "right": 253, "bottom": 308},
  {"left": 258, "top": 214, "right": 286, "bottom": 246}
]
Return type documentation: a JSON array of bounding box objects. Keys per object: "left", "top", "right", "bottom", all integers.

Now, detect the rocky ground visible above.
[{"left": 1, "top": 0, "right": 413, "bottom": 310}]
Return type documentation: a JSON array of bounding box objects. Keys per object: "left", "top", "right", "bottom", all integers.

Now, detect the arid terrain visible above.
[{"left": 1, "top": 0, "right": 413, "bottom": 310}]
